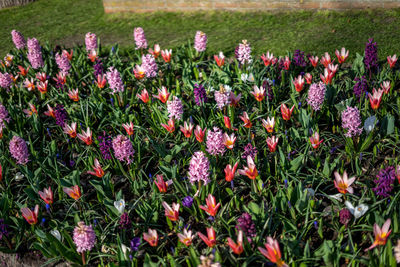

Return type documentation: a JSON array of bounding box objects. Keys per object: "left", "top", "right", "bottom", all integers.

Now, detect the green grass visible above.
[{"left": 1, "top": 0, "right": 400, "bottom": 58}]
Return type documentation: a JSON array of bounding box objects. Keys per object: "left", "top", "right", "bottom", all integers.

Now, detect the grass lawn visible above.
[{"left": 0, "top": 0, "right": 400, "bottom": 58}]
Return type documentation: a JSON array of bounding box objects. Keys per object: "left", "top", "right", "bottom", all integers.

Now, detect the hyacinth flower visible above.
[
  {"left": 161, "top": 118, "right": 175, "bottom": 133},
  {"left": 37, "top": 81, "right": 48, "bottom": 94},
  {"left": 18, "top": 65, "right": 29, "bottom": 77},
  {"left": 153, "top": 86, "right": 170, "bottom": 103},
  {"left": 224, "top": 162, "right": 239, "bottom": 182},
  {"left": 161, "top": 49, "right": 172, "bottom": 63},
  {"left": 87, "top": 159, "right": 105, "bottom": 178},
  {"left": 305, "top": 73, "right": 312, "bottom": 84},
  {"left": 396, "top": 165, "right": 400, "bottom": 184},
  {"left": 334, "top": 170, "right": 355, "bottom": 194},
  {"left": 137, "top": 89, "right": 150, "bottom": 103},
  {"left": 68, "top": 89, "right": 79, "bottom": 102},
  {"left": 44, "top": 104, "right": 55, "bottom": 118},
  {"left": 63, "top": 185, "right": 82, "bottom": 200},
  {"left": 365, "top": 219, "right": 392, "bottom": 251},
  {"left": 381, "top": 81, "right": 391, "bottom": 94},
  {"left": 95, "top": 74, "right": 107, "bottom": 89},
  {"left": 198, "top": 227, "right": 216, "bottom": 248},
  {"left": 63, "top": 122, "right": 77, "bottom": 138},
  {"left": 162, "top": 201, "right": 179, "bottom": 221},
  {"left": 149, "top": 44, "right": 160, "bottom": 58},
  {"left": 267, "top": 136, "right": 279, "bottom": 152},
  {"left": 369, "top": 88, "right": 384, "bottom": 110},
  {"left": 21, "top": 205, "right": 39, "bottom": 225},
  {"left": 143, "top": 229, "right": 158, "bottom": 247},
  {"left": 24, "top": 78, "right": 35, "bottom": 91},
  {"left": 309, "top": 132, "right": 323, "bottom": 149},
  {"left": 308, "top": 55, "right": 319, "bottom": 67},
  {"left": 178, "top": 228, "right": 194, "bottom": 246},
  {"left": 88, "top": 49, "right": 98, "bottom": 62},
  {"left": 180, "top": 121, "right": 194, "bottom": 138},
  {"left": 229, "top": 92, "right": 241, "bottom": 107},
  {"left": 133, "top": 65, "right": 145, "bottom": 79},
  {"left": 258, "top": 237, "right": 288, "bottom": 267},
  {"left": 122, "top": 122, "right": 134, "bottom": 136},
  {"left": 223, "top": 133, "right": 236, "bottom": 149},
  {"left": 320, "top": 68, "right": 334, "bottom": 85},
  {"left": 293, "top": 75, "right": 305, "bottom": 92},
  {"left": 387, "top": 54, "right": 397, "bottom": 68},
  {"left": 283, "top": 56, "right": 291, "bottom": 70},
  {"left": 227, "top": 230, "right": 243, "bottom": 255},
  {"left": 335, "top": 47, "right": 349, "bottom": 63},
  {"left": 261, "top": 51, "right": 277, "bottom": 66},
  {"left": 77, "top": 127, "right": 93, "bottom": 145},
  {"left": 262, "top": 117, "right": 275, "bottom": 133},
  {"left": 38, "top": 187, "right": 53, "bottom": 205},
  {"left": 239, "top": 111, "right": 252, "bottom": 128},
  {"left": 281, "top": 103, "right": 295, "bottom": 121},
  {"left": 238, "top": 156, "right": 258, "bottom": 180},
  {"left": 200, "top": 194, "right": 221, "bottom": 217},
  {"left": 320, "top": 52, "right": 332, "bottom": 67},
  {"left": 250, "top": 85, "right": 266, "bottom": 102},
  {"left": 213, "top": 51, "right": 225, "bottom": 68},
  {"left": 154, "top": 174, "right": 168, "bottom": 193},
  {"left": 194, "top": 125, "right": 206, "bottom": 143}
]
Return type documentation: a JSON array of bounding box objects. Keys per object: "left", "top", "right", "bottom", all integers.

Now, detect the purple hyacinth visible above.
[
  {"left": 0, "top": 103, "right": 10, "bottom": 132},
  {"left": 141, "top": 54, "right": 158, "bottom": 78},
  {"left": 167, "top": 96, "right": 183, "bottom": 120},
  {"left": 55, "top": 52, "right": 71, "bottom": 74},
  {"left": 235, "top": 40, "right": 252, "bottom": 65},
  {"left": 206, "top": 127, "right": 225, "bottom": 156},
  {"left": 353, "top": 76, "right": 368, "bottom": 98},
  {"left": 307, "top": 82, "right": 326, "bottom": 111},
  {"left": 133, "top": 27, "right": 148, "bottom": 49},
  {"left": 11, "top": 30, "right": 26, "bottom": 49},
  {"left": 119, "top": 212, "right": 132, "bottom": 229},
  {"left": 193, "top": 83, "right": 207, "bottom": 106},
  {"left": 339, "top": 208, "right": 352, "bottom": 225},
  {"left": 293, "top": 49, "right": 307, "bottom": 67},
  {"left": 242, "top": 143, "right": 258, "bottom": 160},
  {"left": 373, "top": 166, "right": 395, "bottom": 198},
  {"left": 54, "top": 104, "right": 68, "bottom": 127},
  {"left": 0, "top": 72, "right": 13, "bottom": 89},
  {"left": 130, "top": 237, "right": 141, "bottom": 252},
  {"left": 214, "top": 90, "right": 230, "bottom": 110},
  {"left": 236, "top": 213, "right": 256, "bottom": 239},
  {"left": 188, "top": 151, "right": 210, "bottom": 184},
  {"left": 341, "top": 106, "right": 363, "bottom": 138},
  {"left": 9, "top": 136, "right": 29, "bottom": 165},
  {"left": 85, "top": 32, "right": 97, "bottom": 51},
  {"left": 27, "top": 38, "right": 44, "bottom": 69},
  {"left": 93, "top": 60, "right": 104, "bottom": 78},
  {"left": 182, "top": 196, "right": 194, "bottom": 208},
  {"left": 364, "top": 38, "right": 378, "bottom": 72},
  {"left": 194, "top": 31, "right": 207, "bottom": 52},
  {"left": 112, "top": 135, "right": 135, "bottom": 164},
  {"left": 106, "top": 67, "right": 124, "bottom": 94},
  {"left": 98, "top": 132, "right": 112, "bottom": 160}
]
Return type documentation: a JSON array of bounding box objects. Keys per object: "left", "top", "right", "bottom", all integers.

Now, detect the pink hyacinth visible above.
[
  {"left": 206, "top": 127, "right": 226, "bottom": 156},
  {"left": 194, "top": 31, "right": 207, "bottom": 53},
  {"left": 133, "top": 27, "right": 148, "bottom": 49},
  {"left": 85, "top": 32, "right": 97, "bottom": 51},
  {"left": 167, "top": 96, "right": 184, "bottom": 120},
  {"left": 11, "top": 30, "right": 26, "bottom": 49},
  {"left": 141, "top": 54, "right": 158, "bottom": 78},
  {"left": 0, "top": 72, "right": 13, "bottom": 89},
  {"left": 106, "top": 67, "right": 124, "bottom": 94},
  {"left": 341, "top": 106, "right": 363, "bottom": 138},
  {"left": 112, "top": 135, "right": 135, "bottom": 164},
  {"left": 307, "top": 82, "right": 326, "bottom": 111},
  {"left": 9, "top": 136, "right": 29, "bottom": 165},
  {"left": 188, "top": 151, "right": 210, "bottom": 184},
  {"left": 55, "top": 52, "right": 71, "bottom": 74},
  {"left": 27, "top": 38, "right": 44, "bottom": 69},
  {"left": 0, "top": 103, "right": 10, "bottom": 132},
  {"left": 214, "top": 91, "right": 230, "bottom": 110},
  {"left": 235, "top": 40, "right": 252, "bottom": 65},
  {"left": 73, "top": 221, "right": 96, "bottom": 253}
]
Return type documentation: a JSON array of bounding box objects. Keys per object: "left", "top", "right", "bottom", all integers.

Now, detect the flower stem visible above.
[{"left": 81, "top": 251, "right": 86, "bottom": 265}]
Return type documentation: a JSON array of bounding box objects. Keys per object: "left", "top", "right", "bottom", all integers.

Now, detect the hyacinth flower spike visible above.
[
  {"left": 38, "top": 187, "right": 53, "bottom": 205},
  {"left": 365, "top": 219, "right": 392, "bottom": 251},
  {"left": 122, "top": 122, "right": 134, "bottom": 136},
  {"left": 21, "top": 205, "right": 39, "bottom": 225},
  {"left": 178, "top": 228, "right": 194, "bottom": 246},
  {"left": 77, "top": 127, "right": 92, "bottom": 145},
  {"left": 87, "top": 159, "right": 105, "bottom": 178},
  {"left": 227, "top": 230, "right": 243, "bottom": 255},
  {"left": 154, "top": 174, "right": 168, "bottom": 193},
  {"left": 143, "top": 228, "right": 158, "bottom": 247},
  {"left": 333, "top": 170, "right": 355, "bottom": 194},
  {"left": 63, "top": 185, "right": 82, "bottom": 200},
  {"left": 198, "top": 227, "right": 216, "bottom": 247},
  {"left": 162, "top": 201, "right": 179, "bottom": 221},
  {"left": 258, "top": 237, "right": 288, "bottom": 267},
  {"left": 238, "top": 156, "right": 258, "bottom": 180},
  {"left": 199, "top": 194, "right": 221, "bottom": 217},
  {"left": 224, "top": 162, "right": 239, "bottom": 182}
]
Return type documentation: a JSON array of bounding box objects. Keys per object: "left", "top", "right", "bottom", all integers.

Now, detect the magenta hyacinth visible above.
[
  {"left": 55, "top": 52, "right": 71, "bottom": 74},
  {"left": 188, "top": 151, "right": 210, "bottom": 184},
  {"left": 206, "top": 127, "right": 225, "bottom": 156},
  {"left": 9, "top": 136, "right": 29, "bottom": 165},
  {"left": 167, "top": 96, "right": 184, "bottom": 120},
  {"left": 141, "top": 54, "right": 158, "bottom": 78},
  {"left": 73, "top": 221, "right": 96, "bottom": 253},
  {"left": 11, "top": 30, "right": 26, "bottom": 49},
  {"left": 27, "top": 38, "right": 44, "bottom": 69},
  {"left": 235, "top": 40, "right": 252, "bottom": 65},
  {"left": 0, "top": 73, "right": 13, "bottom": 89},
  {"left": 106, "top": 67, "right": 124, "bottom": 94},
  {"left": 85, "top": 32, "right": 97, "bottom": 51},
  {"left": 0, "top": 103, "right": 10, "bottom": 132},
  {"left": 341, "top": 106, "right": 363, "bottom": 138},
  {"left": 133, "top": 27, "right": 148, "bottom": 49},
  {"left": 214, "top": 90, "right": 230, "bottom": 110},
  {"left": 307, "top": 82, "right": 326, "bottom": 111},
  {"left": 194, "top": 31, "right": 207, "bottom": 53},
  {"left": 112, "top": 135, "right": 135, "bottom": 164}
]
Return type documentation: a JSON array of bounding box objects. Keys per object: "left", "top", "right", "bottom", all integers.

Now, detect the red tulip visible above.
[
  {"left": 224, "top": 162, "right": 239, "bottom": 182},
  {"left": 280, "top": 103, "right": 294, "bottom": 121},
  {"left": 21, "top": 205, "right": 39, "bottom": 225},
  {"left": 161, "top": 118, "right": 175, "bottom": 133},
  {"left": 153, "top": 86, "right": 170, "bottom": 103},
  {"left": 308, "top": 56, "right": 319, "bottom": 67},
  {"left": 122, "top": 122, "right": 134, "bottom": 136},
  {"left": 154, "top": 174, "right": 168, "bottom": 193},
  {"left": 387, "top": 54, "right": 397, "bottom": 69},
  {"left": 194, "top": 125, "right": 206, "bottom": 143},
  {"left": 199, "top": 194, "right": 221, "bottom": 217},
  {"left": 38, "top": 187, "right": 53, "bottom": 205},
  {"left": 258, "top": 237, "right": 288, "bottom": 267},
  {"left": 238, "top": 156, "right": 258, "bottom": 180},
  {"left": 227, "top": 230, "right": 243, "bottom": 255},
  {"left": 335, "top": 47, "right": 349, "bottom": 64},
  {"left": 214, "top": 52, "right": 225, "bottom": 67},
  {"left": 63, "top": 185, "right": 82, "bottom": 200},
  {"left": 87, "top": 159, "right": 105, "bottom": 178},
  {"left": 198, "top": 227, "right": 216, "bottom": 247},
  {"left": 266, "top": 136, "right": 279, "bottom": 152},
  {"left": 137, "top": 89, "right": 150, "bottom": 103},
  {"left": 77, "top": 127, "right": 93, "bottom": 145}
]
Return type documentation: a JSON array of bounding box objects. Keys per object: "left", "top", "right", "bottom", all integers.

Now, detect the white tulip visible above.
[
  {"left": 50, "top": 229, "right": 62, "bottom": 241},
  {"left": 345, "top": 201, "right": 368, "bottom": 219},
  {"left": 114, "top": 199, "right": 125, "bottom": 214}
]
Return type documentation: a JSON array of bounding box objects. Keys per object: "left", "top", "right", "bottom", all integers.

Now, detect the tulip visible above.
[
  {"left": 37, "top": 81, "right": 48, "bottom": 94},
  {"left": 154, "top": 174, "right": 168, "bottom": 193},
  {"left": 309, "top": 132, "right": 323, "bottom": 149},
  {"left": 333, "top": 170, "right": 355, "bottom": 194},
  {"left": 238, "top": 156, "right": 258, "bottom": 180},
  {"left": 320, "top": 68, "right": 334, "bottom": 85},
  {"left": 335, "top": 47, "right": 349, "bottom": 63},
  {"left": 198, "top": 227, "right": 216, "bottom": 247},
  {"left": 162, "top": 201, "right": 179, "bottom": 221},
  {"left": 54, "top": 72, "right": 67, "bottom": 86},
  {"left": 224, "top": 116, "right": 232, "bottom": 130},
  {"left": 17, "top": 65, "right": 29, "bottom": 76},
  {"left": 280, "top": 103, "right": 294, "bottom": 121},
  {"left": 63, "top": 185, "right": 82, "bottom": 200},
  {"left": 199, "top": 194, "right": 221, "bottom": 217},
  {"left": 38, "top": 187, "right": 53, "bottom": 205},
  {"left": 21, "top": 205, "right": 39, "bottom": 225},
  {"left": 266, "top": 136, "right": 279, "bottom": 152},
  {"left": 261, "top": 51, "right": 277, "bottom": 66},
  {"left": 283, "top": 56, "right": 290, "bottom": 70},
  {"left": 36, "top": 72, "right": 47, "bottom": 82},
  {"left": 258, "top": 237, "right": 288, "bottom": 267},
  {"left": 214, "top": 52, "right": 225, "bottom": 67},
  {"left": 153, "top": 86, "right": 170, "bottom": 103},
  {"left": 161, "top": 49, "right": 172, "bottom": 63},
  {"left": 161, "top": 118, "right": 175, "bottom": 133},
  {"left": 87, "top": 158, "right": 105, "bottom": 178},
  {"left": 227, "top": 230, "right": 243, "bottom": 255},
  {"left": 149, "top": 44, "right": 160, "bottom": 58},
  {"left": 345, "top": 201, "right": 368, "bottom": 219},
  {"left": 320, "top": 52, "right": 332, "bottom": 67},
  {"left": 23, "top": 103, "right": 37, "bottom": 117},
  {"left": 229, "top": 92, "right": 241, "bottom": 106},
  {"left": 179, "top": 121, "right": 194, "bottom": 138},
  {"left": 122, "top": 122, "right": 134, "bottom": 136},
  {"left": 380, "top": 81, "right": 391, "bottom": 94},
  {"left": 62, "top": 49, "right": 73, "bottom": 61},
  {"left": 387, "top": 54, "right": 397, "bottom": 68},
  {"left": 88, "top": 49, "right": 98, "bottom": 62},
  {"left": 178, "top": 229, "right": 194, "bottom": 246},
  {"left": 194, "top": 125, "right": 206, "bottom": 143},
  {"left": 133, "top": 65, "right": 145, "bottom": 79},
  {"left": 68, "top": 89, "right": 79, "bottom": 102},
  {"left": 23, "top": 78, "right": 35, "bottom": 91},
  {"left": 369, "top": 88, "right": 384, "bottom": 110},
  {"left": 77, "top": 127, "right": 93, "bottom": 145},
  {"left": 224, "top": 162, "right": 239, "bottom": 182},
  {"left": 143, "top": 228, "right": 158, "bottom": 247},
  {"left": 223, "top": 133, "right": 236, "bottom": 149},
  {"left": 44, "top": 104, "right": 55, "bottom": 118},
  {"left": 95, "top": 74, "right": 107, "bottom": 89},
  {"left": 239, "top": 111, "right": 252, "bottom": 128},
  {"left": 292, "top": 75, "right": 305, "bottom": 92},
  {"left": 262, "top": 117, "right": 275, "bottom": 133},
  {"left": 63, "top": 122, "right": 77, "bottom": 138},
  {"left": 137, "top": 89, "right": 150, "bottom": 103},
  {"left": 365, "top": 219, "right": 392, "bottom": 251},
  {"left": 114, "top": 199, "right": 125, "bottom": 214},
  {"left": 308, "top": 55, "right": 319, "bottom": 67},
  {"left": 305, "top": 73, "right": 312, "bottom": 84},
  {"left": 327, "top": 63, "right": 338, "bottom": 76},
  {"left": 250, "top": 85, "right": 266, "bottom": 102}
]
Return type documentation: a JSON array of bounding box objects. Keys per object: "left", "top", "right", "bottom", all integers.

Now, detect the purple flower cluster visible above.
[
  {"left": 307, "top": 82, "right": 326, "bottom": 111},
  {"left": 353, "top": 76, "right": 368, "bottom": 98},
  {"left": 119, "top": 212, "right": 132, "bottom": 229},
  {"left": 339, "top": 208, "right": 351, "bottom": 225},
  {"left": 182, "top": 196, "right": 194, "bottom": 208},
  {"left": 130, "top": 237, "right": 141, "bottom": 252},
  {"left": 188, "top": 151, "right": 210, "bottom": 184},
  {"left": 93, "top": 60, "right": 104, "bottom": 78},
  {"left": 9, "top": 136, "right": 29, "bottom": 165},
  {"left": 236, "top": 212, "right": 256, "bottom": 238},
  {"left": 55, "top": 52, "right": 71, "bottom": 74},
  {"left": 373, "top": 166, "right": 395, "bottom": 198},
  {"left": 242, "top": 143, "right": 257, "bottom": 160},
  {"left": 106, "top": 67, "right": 124, "bottom": 94},
  {"left": 11, "top": 30, "right": 26, "bottom": 50},
  {"left": 112, "top": 135, "right": 135, "bottom": 164},
  {"left": 167, "top": 96, "right": 184, "bottom": 120},
  {"left": 133, "top": 27, "right": 148, "bottom": 49},
  {"left": 141, "top": 54, "right": 158, "bottom": 78},
  {"left": 85, "top": 32, "right": 97, "bottom": 51},
  {"left": 235, "top": 40, "right": 252, "bottom": 65},
  {"left": 54, "top": 104, "right": 68, "bottom": 127},
  {"left": 98, "top": 132, "right": 113, "bottom": 160},
  {"left": 206, "top": 127, "right": 225, "bottom": 156},
  {"left": 214, "top": 90, "right": 230, "bottom": 110},
  {"left": 0, "top": 219, "right": 8, "bottom": 240},
  {"left": 73, "top": 221, "right": 96, "bottom": 253},
  {"left": 194, "top": 31, "right": 207, "bottom": 52},
  {"left": 193, "top": 83, "right": 208, "bottom": 106},
  {"left": 27, "top": 38, "right": 44, "bottom": 69},
  {"left": 364, "top": 38, "right": 378, "bottom": 72},
  {"left": 0, "top": 104, "right": 10, "bottom": 132},
  {"left": 341, "top": 106, "right": 363, "bottom": 138},
  {"left": 0, "top": 72, "right": 13, "bottom": 89},
  {"left": 293, "top": 50, "right": 307, "bottom": 67}
]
